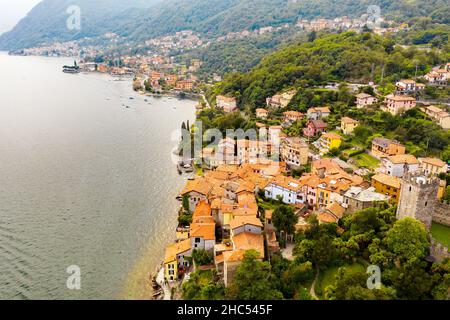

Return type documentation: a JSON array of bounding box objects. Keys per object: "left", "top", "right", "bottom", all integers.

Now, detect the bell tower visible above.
[{"left": 396, "top": 173, "right": 439, "bottom": 230}]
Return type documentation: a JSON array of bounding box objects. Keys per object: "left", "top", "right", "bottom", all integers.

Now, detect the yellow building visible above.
[
  {"left": 438, "top": 179, "right": 447, "bottom": 200},
  {"left": 341, "top": 117, "right": 359, "bottom": 135},
  {"left": 164, "top": 239, "right": 191, "bottom": 282},
  {"left": 371, "top": 173, "right": 402, "bottom": 203},
  {"left": 418, "top": 157, "right": 447, "bottom": 176},
  {"left": 320, "top": 132, "right": 342, "bottom": 150}
]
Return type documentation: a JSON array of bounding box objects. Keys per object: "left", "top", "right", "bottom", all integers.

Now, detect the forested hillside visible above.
[
  {"left": 1, "top": 0, "right": 448, "bottom": 50},
  {"left": 217, "top": 32, "right": 448, "bottom": 109}
]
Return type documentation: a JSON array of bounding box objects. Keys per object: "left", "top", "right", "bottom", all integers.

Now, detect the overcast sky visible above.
[{"left": 0, "top": 0, "right": 42, "bottom": 34}]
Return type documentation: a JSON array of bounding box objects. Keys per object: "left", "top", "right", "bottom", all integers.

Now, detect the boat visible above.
[
  {"left": 63, "top": 65, "right": 80, "bottom": 73},
  {"left": 63, "top": 61, "right": 80, "bottom": 74}
]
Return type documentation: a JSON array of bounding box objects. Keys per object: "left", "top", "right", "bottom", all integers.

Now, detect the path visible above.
[
  {"left": 309, "top": 267, "right": 319, "bottom": 300},
  {"left": 156, "top": 267, "right": 171, "bottom": 300}
]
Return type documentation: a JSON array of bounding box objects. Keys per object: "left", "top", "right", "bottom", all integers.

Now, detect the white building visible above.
[
  {"left": 264, "top": 175, "right": 305, "bottom": 205},
  {"left": 379, "top": 154, "right": 420, "bottom": 177}
]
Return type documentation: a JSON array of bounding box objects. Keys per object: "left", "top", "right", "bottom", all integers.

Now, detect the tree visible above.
[
  {"left": 192, "top": 249, "right": 214, "bottom": 266},
  {"left": 182, "top": 194, "right": 190, "bottom": 214},
  {"left": 384, "top": 218, "right": 429, "bottom": 267},
  {"left": 226, "top": 250, "right": 283, "bottom": 300},
  {"left": 325, "top": 268, "right": 397, "bottom": 300},
  {"left": 272, "top": 205, "right": 297, "bottom": 242},
  {"left": 182, "top": 270, "right": 224, "bottom": 300}
]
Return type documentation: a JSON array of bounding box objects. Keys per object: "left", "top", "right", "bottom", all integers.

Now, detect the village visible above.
[{"left": 156, "top": 61, "right": 450, "bottom": 299}]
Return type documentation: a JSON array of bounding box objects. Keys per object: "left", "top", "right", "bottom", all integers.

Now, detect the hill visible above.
[
  {"left": 1, "top": 0, "right": 448, "bottom": 50},
  {"left": 0, "top": 0, "right": 161, "bottom": 50},
  {"left": 217, "top": 31, "right": 448, "bottom": 109}
]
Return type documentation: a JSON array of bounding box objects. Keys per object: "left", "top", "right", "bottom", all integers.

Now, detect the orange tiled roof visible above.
[
  {"left": 181, "top": 178, "right": 211, "bottom": 196},
  {"left": 322, "top": 132, "right": 342, "bottom": 140},
  {"left": 387, "top": 154, "right": 419, "bottom": 165},
  {"left": 419, "top": 157, "right": 446, "bottom": 168},
  {"left": 232, "top": 232, "right": 265, "bottom": 258},
  {"left": 229, "top": 215, "right": 263, "bottom": 230},
  {"left": 317, "top": 212, "right": 339, "bottom": 224},
  {"left": 372, "top": 173, "right": 402, "bottom": 189},
  {"left": 326, "top": 202, "right": 345, "bottom": 219},
  {"left": 232, "top": 207, "right": 258, "bottom": 217},
  {"left": 190, "top": 222, "right": 216, "bottom": 241},
  {"left": 193, "top": 200, "right": 212, "bottom": 219},
  {"left": 341, "top": 117, "right": 359, "bottom": 124},
  {"left": 164, "top": 239, "right": 191, "bottom": 263}
]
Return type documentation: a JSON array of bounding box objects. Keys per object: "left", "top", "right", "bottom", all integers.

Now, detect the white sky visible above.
[{"left": 0, "top": 0, "right": 42, "bottom": 34}]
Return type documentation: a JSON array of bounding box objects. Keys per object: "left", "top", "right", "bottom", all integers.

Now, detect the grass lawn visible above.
[
  {"left": 352, "top": 153, "right": 380, "bottom": 169},
  {"left": 431, "top": 222, "right": 450, "bottom": 248},
  {"left": 315, "top": 263, "right": 366, "bottom": 297}
]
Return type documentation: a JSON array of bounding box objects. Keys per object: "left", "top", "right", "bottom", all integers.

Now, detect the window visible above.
[{"left": 195, "top": 238, "right": 201, "bottom": 243}]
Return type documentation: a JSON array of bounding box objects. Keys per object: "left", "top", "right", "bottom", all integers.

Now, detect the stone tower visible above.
[{"left": 396, "top": 173, "right": 440, "bottom": 230}]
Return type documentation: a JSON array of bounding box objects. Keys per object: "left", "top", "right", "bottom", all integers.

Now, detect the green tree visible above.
[
  {"left": 192, "top": 249, "right": 214, "bottom": 266},
  {"left": 272, "top": 205, "right": 297, "bottom": 242},
  {"left": 226, "top": 250, "right": 283, "bottom": 300},
  {"left": 384, "top": 218, "right": 430, "bottom": 267}
]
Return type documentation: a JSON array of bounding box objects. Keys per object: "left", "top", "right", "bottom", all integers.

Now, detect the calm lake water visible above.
[{"left": 0, "top": 52, "right": 195, "bottom": 299}]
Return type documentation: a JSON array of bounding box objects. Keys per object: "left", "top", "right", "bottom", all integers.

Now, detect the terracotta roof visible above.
[
  {"left": 326, "top": 202, "right": 345, "bottom": 219},
  {"left": 232, "top": 232, "right": 265, "bottom": 257},
  {"left": 386, "top": 94, "right": 415, "bottom": 102},
  {"left": 322, "top": 132, "right": 342, "bottom": 140},
  {"left": 223, "top": 250, "right": 246, "bottom": 263},
  {"left": 312, "top": 158, "right": 341, "bottom": 173},
  {"left": 372, "top": 173, "right": 401, "bottom": 189},
  {"left": 164, "top": 239, "right": 191, "bottom": 263},
  {"left": 317, "top": 212, "right": 339, "bottom": 224},
  {"left": 190, "top": 222, "right": 216, "bottom": 241},
  {"left": 193, "top": 201, "right": 212, "bottom": 219},
  {"left": 230, "top": 215, "right": 263, "bottom": 230},
  {"left": 256, "top": 108, "right": 268, "bottom": 113},
  {"left": 355, "top": 93, "right": 373, "bottom": 99},
  {"left": 237, "top": 193, "right": 257, "bottom": 209},
  {"left": 308, "top": 106, "right": 331, "bottom": 113},
  {"left": 232, "top": 207, "right": 258, "bottom": 217},
  {"left": 387, "top": 154, "right": 419, "bottom": 165},
  {"left": 309, "top": 120, "right": 327, "bottom": 129},
  {"left": 217, "top": 95, "right": 236, "bottom": 102},
  {"left": 341, "top": 117, "right": 359, "bottom": 124},
  {"left": 426, "top": 105, "right": 446, "bottom": 114},
  {"left": 215, "top": 253, "right": 224, "bottom": 264},
  {"left": 419, "top": 157, "right": 446, "bottom": 168},
  {"left": 267, "top": 175, "right": 303, "bottom": 192},
  {"left": 181, "top": 178, "right": 211, "bottom": 196}
]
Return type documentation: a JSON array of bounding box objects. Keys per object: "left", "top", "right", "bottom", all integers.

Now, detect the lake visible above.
[{"left": 0, "top": 52, "right": 195, "bottom": 299}]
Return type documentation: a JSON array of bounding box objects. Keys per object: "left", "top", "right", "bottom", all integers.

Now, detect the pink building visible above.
[
  {"left": 384, "top": 94, "right": 416, "bottom": 115},
  {"left": 303, "top": 120, "right": 327, "bottom": 137}
]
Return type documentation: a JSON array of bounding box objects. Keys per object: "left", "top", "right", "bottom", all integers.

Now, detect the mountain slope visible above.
[
  {"left": 1, "top": 0, "right": 448, "bottom": 50},
  {"left": 217, "top": 31, "right": 447, "bottom": 109},
  {"left": 0, "top": 0, "right": 161, "bottom": 50}
]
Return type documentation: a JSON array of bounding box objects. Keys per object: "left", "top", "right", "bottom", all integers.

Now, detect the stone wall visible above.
[{"left": 432, "top": 201, "right": 450, "bottom": 227}]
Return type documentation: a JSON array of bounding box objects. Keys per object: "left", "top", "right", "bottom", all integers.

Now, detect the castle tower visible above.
[{"left": 396, "top": 173, "right": 440, "bottom": 230}]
